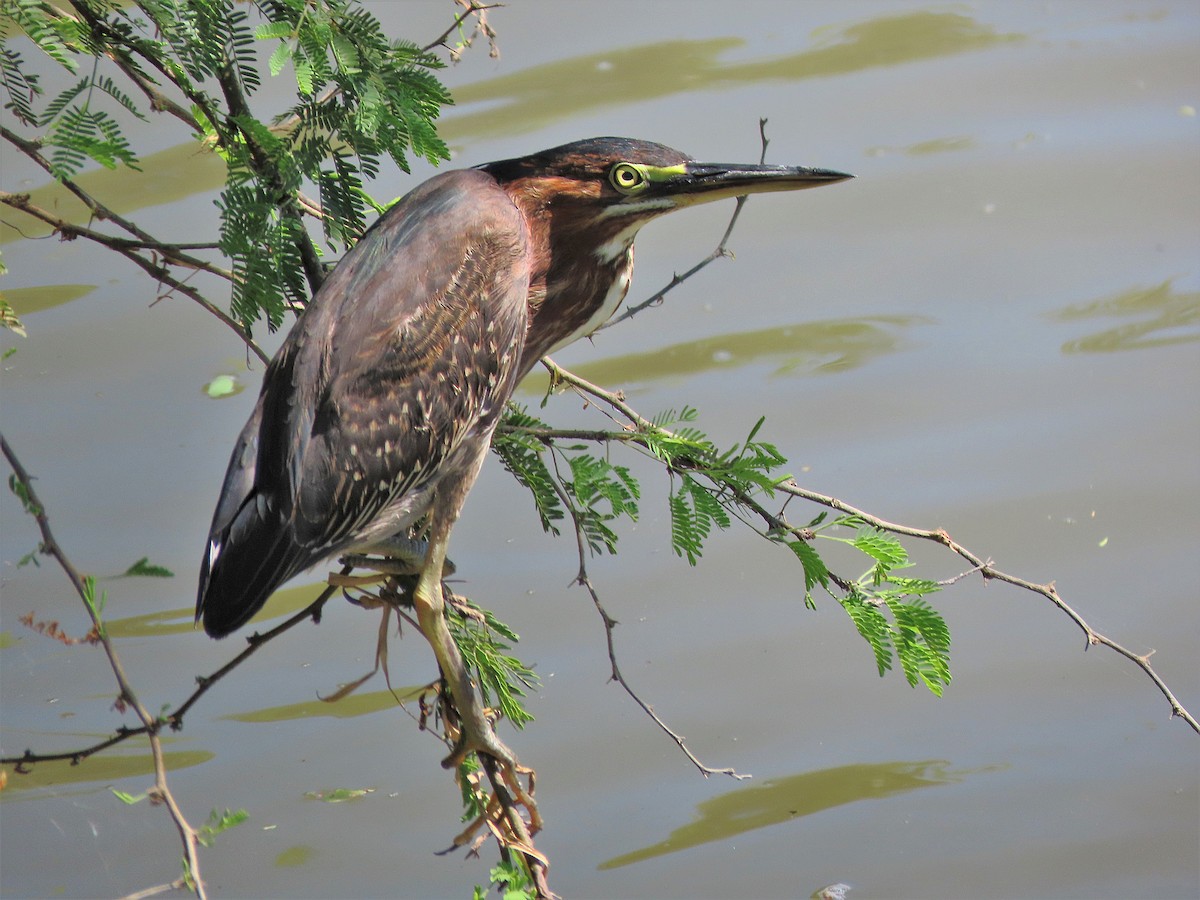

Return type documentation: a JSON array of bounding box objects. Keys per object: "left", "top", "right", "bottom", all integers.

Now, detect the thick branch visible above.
[{"left": 210, "top": 60, "right": 325, "bottom": 295}]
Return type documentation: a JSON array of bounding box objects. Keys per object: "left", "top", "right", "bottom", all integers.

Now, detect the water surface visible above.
[{"left": 2, "top": 2, "right": 1197, "bottom": 898}]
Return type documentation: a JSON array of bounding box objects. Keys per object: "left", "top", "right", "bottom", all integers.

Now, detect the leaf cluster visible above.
[
  {"left": 496, "top": 399, "right": 953, "bottom": 697},
  {"left": 493, "top": 405, "right": 642, "bottom": 558},
  {"left": 448, "top": 597, "right": 539, "bottom": 729},
  {"left": 829, "top": 527, "right": 951, "bottom": 695},
  {"left": 2, "top": 0, "right": 453, "bottom": 332},
  {"left": 477, "top": 858, "right": 537, "bottom": 900}
]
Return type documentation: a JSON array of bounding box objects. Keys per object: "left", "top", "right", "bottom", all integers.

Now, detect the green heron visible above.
[{"left": 197, "top": 136, "right": 851, "bottom": 769}]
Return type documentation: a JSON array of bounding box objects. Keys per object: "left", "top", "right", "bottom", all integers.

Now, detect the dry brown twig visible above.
[
  {"left": 537, "top": 429, "right": 750, "bottom": 779},
  {"left": 424, "top": 1, "right": 504, "bottom": 61}
]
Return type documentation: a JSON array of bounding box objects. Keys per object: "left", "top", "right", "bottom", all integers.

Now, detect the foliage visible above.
[
  {"left": 197, "top": 808, "right": 249, "bottom": 847},
  {"left": 2, "top": 0, "right": 451, "bottom": 333},
  {"left": 491, "top": 406, "right": 568, "bottom": 535},
  {"left": 478, "top": 857, "right": 537, "bottom": 900},
  {"left": 448, "top": 597, "right": 539, "bottom": 728},
  {"left": 497, "top": 402, "right": 953, "bottom": 696},
  {"left": 122, "top": 556, "right": 176, "bottom": 578}
]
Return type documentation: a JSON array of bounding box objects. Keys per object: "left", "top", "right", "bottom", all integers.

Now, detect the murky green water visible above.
[{"left": 3, "top": 2, "right": 1198, "bottom": 898}]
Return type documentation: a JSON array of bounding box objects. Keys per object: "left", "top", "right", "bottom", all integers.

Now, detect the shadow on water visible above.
[
  {"left": 0, "top": 743, "right": 212, "bottom": 800},
  {"left": 600, "top": 759, "right": 994, "bottom": 870},
  {"left": 221, "top": 687, "right": 425, "bottom": 724},
  {"left": 1, "top": 283, "right": 96, "bottom": 316},
  {"left": 446, "top": 12, "right": 1024, "bottom": 141},
  {"left": 108, "top": 580, "right": 329, "bottom": 639},
  {"left": 521, "top": 315, "right": 930, "bottom": 393},
  {"left": 1049, "top": 279, "right": 1200, "bottom": 353}
]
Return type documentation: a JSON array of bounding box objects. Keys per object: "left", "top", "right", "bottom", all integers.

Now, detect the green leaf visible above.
[
  {"left": 493, "top": 406, "right": 565, "bottom": 535},
  {"left": 839, "top": 594, "right": 893, "bottom": 678},
  {"left": 786, "top": 539, "right": 828, "bottom": 605},
  {"left": 204, "top": 373, "right": 243, "bottom": 398},
  {"left": 450, "top": 600, "right": 538, "bottom": 729},
  {"left": 197, "top": 807, "right": 249, "bottom": 847},
  {"left": 8, "top": 472, "right": 42, "bottom": 517},
  {"left": 853, "top": 527, "right": 909, "bottom": 583},
  {"left": 255, "top": 21, "right": 295, "bottom": 41},
  {"left": 886, "top": 597, "right": 951, "bottom": 695},
  {"left": 81, "top": 575, "right": 107, "bottom": 628},
  {"left": 853, "top": 529, "right": 908, "bottom": 568},
  {"left": 268, "top": 40, "right": 293, "bottom": 78},
  {"left": 122, "top": 557, "right": 175, "bottom": 578}
]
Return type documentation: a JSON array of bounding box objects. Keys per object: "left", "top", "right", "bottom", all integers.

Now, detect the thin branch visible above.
[
  {"left": 771, "top": 479, "right": 1200, "bottom": 733},
  {"left": 422, "top": 2, "right": 503, "bottom": 52},
  {"left": 74, "top": 3, "right": 201, "bottom": 132},
  {"left": 1, "top": 125, "right": 196, "bottom": 249},
  {"left": 424, "top": 1, "right": 503, "bottom": 61},
  {"left": 209, "top": 55, "right": 325, "bottom": 295},
  {"left": 120, "top": 879, "right": 191, "bottom": 900},
  {"left": 1, "top": 570, "right": 348, "bottom": 770},
  {"left": 0, "top": 189, "right": 267, "bottom": 364},
  {"left": 542, "top": 439, "right": 749, "bottom": 779},
  {"left": 531, "top": 361, "right": 1200, "bottom": 735},
  {"left": 170, "top": 573, "right": 348, "bottom": 726},
  {"left": 71, "top": 2, "right": 223, "bottom": 137},
  {"left": 1, "top": 433, "right": 207, "bottom": 899}
]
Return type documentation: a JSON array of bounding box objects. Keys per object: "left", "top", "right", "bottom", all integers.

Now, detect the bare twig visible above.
[
  {"left": 423, "top": 1, "right": 503, "bottom": 60},
  {"left": 1, "top": 433, "right": 208, "bottom": 899},
  {"left": 0, "top": 188, "right": 266, "bottom": 364},
  {"left": 67, "top": 2, "right": 218, "bottom": 132},
  {"left": 771, "top": 480, "right": 1200, "bottom": 733},
  {"left": 539, "top": 428, "right": 750, "bottom": 779},
  {"left": 0, "top": 564, "right": 349, "bottom": 769}
]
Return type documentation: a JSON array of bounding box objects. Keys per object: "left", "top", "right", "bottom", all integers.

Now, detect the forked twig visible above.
[
  {"left": 1, "top": 433, "right": 207, "bottom": 899},
  {"left": 599, "top": 118, "right": 772, "bottom": 331},
  {"left": 540, "top": 431, "right": 750, "bottom": 779},
  {"left": 528, "top": 363, "right": 1199, "bottom": 735}
]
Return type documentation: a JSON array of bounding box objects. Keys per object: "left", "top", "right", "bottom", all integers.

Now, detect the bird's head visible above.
[
  {"left": 477, "top": 136, "right": 852, "bottom": 253},
  {"left": 477, "top": 136, "right": 852, "bottom": 366}
]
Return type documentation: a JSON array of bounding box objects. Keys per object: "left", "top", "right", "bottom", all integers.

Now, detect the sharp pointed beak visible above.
[{"left": 666, "top": 162, "right": 854, "bottom": 206}]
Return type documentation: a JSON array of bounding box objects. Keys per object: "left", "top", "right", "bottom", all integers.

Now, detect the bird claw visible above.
[
  {"left": 442, "top": 706, "right": 542, "bottom": 833},
  {"left": 347, "top": 534, "right": 458, "bottom": 577}
]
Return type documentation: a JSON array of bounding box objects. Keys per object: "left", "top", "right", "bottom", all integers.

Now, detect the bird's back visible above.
[{"left": 197, "top": 169, "right": 532, "bottom": 637}]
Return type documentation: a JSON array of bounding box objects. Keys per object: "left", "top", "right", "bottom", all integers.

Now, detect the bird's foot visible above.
[
  {"left": 443, "top": 708, "right": 542, "bottom": 833},
  {"left": 348, "top": 534, "right": 458, "bottom": 577}
]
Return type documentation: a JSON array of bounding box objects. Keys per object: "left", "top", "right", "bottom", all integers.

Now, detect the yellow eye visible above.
[{"left": 610, "top": 163, "right": 646, "bottom": 194}]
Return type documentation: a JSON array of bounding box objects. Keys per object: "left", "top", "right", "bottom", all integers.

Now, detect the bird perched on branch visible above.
[{"left": 196, "top": 135, "right": 851, "bottom": 772}]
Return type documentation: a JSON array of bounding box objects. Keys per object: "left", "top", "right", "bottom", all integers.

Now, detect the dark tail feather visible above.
[{"left": 197, "top": 495, "right": 312, "bottom": 638}]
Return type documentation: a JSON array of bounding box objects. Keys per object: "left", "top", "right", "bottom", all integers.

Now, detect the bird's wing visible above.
[{"left": 197, "top": 169, "right": 531, "bottom": 636}]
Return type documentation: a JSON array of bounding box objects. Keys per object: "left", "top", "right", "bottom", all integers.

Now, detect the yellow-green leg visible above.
[
  {"left": 409, "top": 441, "right": 542, "bottom": 838},
  {"left": 409, "top": 442, "right": 522, "bottom": 772}
]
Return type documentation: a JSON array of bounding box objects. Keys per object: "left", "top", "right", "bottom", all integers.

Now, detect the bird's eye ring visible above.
[{"left": 610, "top": 163, "right": 647, "bottom": 194}]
